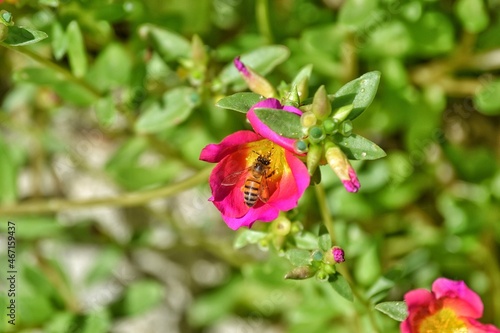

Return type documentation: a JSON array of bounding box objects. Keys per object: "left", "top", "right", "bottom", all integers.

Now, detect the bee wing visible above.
[
  {"left": 258, "top": 174, "right": 270, "bottom": 203},
  {"left": 221, "top": 168, "right": 250, "bottom": 186}
]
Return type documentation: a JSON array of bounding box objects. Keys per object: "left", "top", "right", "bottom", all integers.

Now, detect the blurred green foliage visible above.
[{"left": 0, "top": 0, "right": 499, "bottom": 332}]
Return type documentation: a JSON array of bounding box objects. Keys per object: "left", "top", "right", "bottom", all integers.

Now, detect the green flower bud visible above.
[
  {"left": 290, "top": 221, "right": 304, "bottom": 234},
  {"left": 309, "top": 126, "right": 325, "bottom": 143},
  {"left": 272, "top": 216, "right": 291, "bottom": 236},
  {"left": 340, "top": 120, "right": 353, "bottom": 136},
  {"left": 284, "top": 266, "right": 316, "bottom": 280},
  {"left": 294, "top": 139, "right": 309, "bottom": 154},
  {"left": 300, "top": 111, "right": 317, "bottom": 128},
  {"left": 316, "top": 270, "right": 329, "bottom": 282},
  {"left": 307, "top": 144, "right": 323, "bottom": 176},
  {"left": 296, "top": 76, "right": 309, "bottom": 103},
  {"left": 322, "top": 118, "right": 340, "bottom": 134},
  {"left": 310, "top": 167, "right": 322, "bottom": 185},
  {"left": 0, "top": 11, "right": 14, "bottom": 27},
  {"left": 312, "top": 250, "right": 323, "bottom": 262},
  {"left": 332, "top": 104, "right": 354, "bottom": 122},
  {"left": 312, "top": 85, "right": 332, "bottom": 120}
]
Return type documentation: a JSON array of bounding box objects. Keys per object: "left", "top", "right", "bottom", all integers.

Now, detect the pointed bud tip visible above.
[{"left": 234, "top": 56, "right": 250, "bottom": 77}]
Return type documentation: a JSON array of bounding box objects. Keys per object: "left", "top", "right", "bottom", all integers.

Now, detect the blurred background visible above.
[{"left": 0, "top": 0, "right": 499, "bottom": 332}]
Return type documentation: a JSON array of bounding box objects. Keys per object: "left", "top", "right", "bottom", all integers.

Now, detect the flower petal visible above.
[
  {"left": 247, "top": 98, "right": 302, "bottom": 152},
  {"left": 200, "top": 130, "right": 261, "bottom": 163},
  {"left": 466, "top": 318, "right": 500, "bottom": 333},
  {"left": 432, "top": 278, "right": 484, "bottom": 319}
]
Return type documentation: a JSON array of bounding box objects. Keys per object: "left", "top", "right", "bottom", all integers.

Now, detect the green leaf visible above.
[
  {"left": 216, "top": 92, "right": 263, "bottom": 113},
  {"left": 18, "top": 292, "right": 55, "bottom": 326},
  {"left": 329, "top": 273, "right": 354, "bottom": 302},
  {"left": 406, "top": 12, "right": 455, "bottom": 56},
  {"left": 286, "top": 248, "right": 312, "bottom": 266},
  {"left": 94, "top": 96, "right": 116, "bottom": 128},
  {"left": 474, "top": 79, "right": 500, "bottom": 115},
  {"left": 0, "top": 139, "right": 20, "bottom": 204},
  {"left": 334, "top": 133, "right": 386, "bottom": 160},
  {"left": 0, "top": 216, "right": 64, "bottom": 239},
  {"left": 331, "top": 71, "right": 381, "bottom": 120},
  {"left": 143, "top": 24, "right": 191, "bottom": 61},
  {"left": 135, "top": 87, "right": 199, "bottom": 133},
  {"left": 375, "top": 301, "right": 408, "bottom": 322},
  {"left": 455, "top": 0, "right": 489, "bottom": 33},
  {"left": 51, "top": 21, "right": 67, "bottom": 60},
  {"left": 234, "top": 230, "right": 267, "bottom": 249},
  {"left": 338, "top": 0, "right": 379, "bottom": 30},
  {"left": 2, "top": 26, "right": 48, "bottom": 46},
  {"left": 85, "top": 43, "right": 132, "bottom": 92},
  {"left": 218, "top": 45, "right": 290, "bottom": 86},
  {"left": 81, "top": 311, "right": 111, "bottom": 333},
  {"left": 85, "top": 247, "right": 122, "bottom": 285},
  {"left": 124, "top": 280, "right": 165, "bottom": 316},
  {"left": 253, "top": 108, "right": 302, "bottom": 139},
  {"left": 66, "top": 21, "right": 88, "bottom": 78},
  {"left": 44, "top": 312, "right": 76, "bottom": 333},
  {"left": 318, "top": 234, "right": 332, "bottom": 252}
]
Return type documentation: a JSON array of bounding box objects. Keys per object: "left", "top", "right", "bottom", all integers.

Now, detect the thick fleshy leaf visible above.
[
  {"left": 329, "top": 272, "right": 354, "bottom": 302},
  {"left": 253, "top": 108, "right": 303, "bottom": 139},
  {"left": 474, "top": 79, "right": 500, "bottom": 115},
  {"left": 334, "top": 133, "right": 386, "bottom": 160},
  {"left": 216, "top": 92, "right": 263, "bottom": 113},
  {"left": 51, "top": 21, "right": 67, "bottom": 60},
  {"left": 234, "top": 230, "right": 267, "bottom": 249},
  {"left": 318, "top": 234, "right": 332, "bottom": 252},
  {"left": 338, "top": 0, "right": 379, "bottom": 30},
  {"left": 331, "top": 71, "right": 381, "bottom": 120},
  {"left": 375, "top": 301, "right": 408, "bottom": 322},
  {"left": 455, "top": 0, "right": 489, "bottom": 33},
  {"left": 286, "top": 249, "right": 312, "bottom": 267},
  {"left": 135, "top": 87, "right": 199, "bottom": 133},
  {"left": 2, "top": 26, "right": 48, "bottom": 46},
  {"left": 142, "top": 24, "right": 190, "bottom": 61},
  {"left": 66, "top": 21, "right": 88, "bottom": 78},
  {"left": 218, "top": 45, "right": 290, "bottom": 87}
]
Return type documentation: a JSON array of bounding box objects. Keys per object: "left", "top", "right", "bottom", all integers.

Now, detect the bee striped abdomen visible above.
[{"left": 243, "top": 179, "right": 260, "bottom": 207}]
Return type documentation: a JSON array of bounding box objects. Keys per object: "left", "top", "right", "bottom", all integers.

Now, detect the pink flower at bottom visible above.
[
  {"left": 200, "top": 130, "right": 310, "bottom": 230},
  {"left": 401, "top": 278, "right": 500, "bottom": 333}
]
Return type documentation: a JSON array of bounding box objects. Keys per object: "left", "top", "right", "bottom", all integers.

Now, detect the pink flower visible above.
[
  {"left": 401, "top": 278, "right": 500, "bottom": 333},
  {"left": 332, "top": 246, "right": 345, "bottom": 263},
  {"left": 324, "top": 142, "right": 360, "bottom": 193},
  {"left": 200, "top": 130, "right": 309, "bottom": 230}
]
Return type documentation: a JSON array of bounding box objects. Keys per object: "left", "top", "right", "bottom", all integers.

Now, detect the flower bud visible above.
[
  {"left": 322, "top": 118, "right": 339, "bottom": 134},
  {"left": 332, "top": 246, "right": 345, "bottom": 263},
  {"left": 307, "top": 144, "right": 323, "bottom": 176},
  {"left": 191, "top": 34, "right": 207, "bottom": 65},
  {"left": 0, "top": 10, "right": 14, "bottom": 27},
  {"left": 308, "top": 126, "right": 325, "bottom": 144},
  {"left": 340, "top": 120, "right": 353, "bottom": 136},
  {"left": 284, "top": 266, "right": 315, "bottom": 280},
  {"left": 294, "top": 139, "right": 309, "bottom": 154},
  {"left": 312, "top": 250, "right": 323, "bottom": 262},
  {"left": 234, "top": 57, "right": 277, "bottom": 98},
  {"left": 295, "top": 76, "right": 309, "bottom": 103},
  {"left": 332, "top": 104, "right": 354, "bottom": 122},
  {"left": 324, "top": 141, "right": 360, "bottom": 192},
  {"left": 312, "top": 85, "right": 332, "bottom": 120},
  {"left": 300, "top": 111, "right": 317, "bottom": 128},
  {"left": 316, "top": 270, "right": 329, "bottom": 282},
  {"left": 272, "top": 216, "right": 291, "bottom": 236}
]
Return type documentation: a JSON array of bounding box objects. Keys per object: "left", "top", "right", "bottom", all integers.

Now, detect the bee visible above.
[{"left": 222, "top": 151, "right": 275, "bottom": 207}]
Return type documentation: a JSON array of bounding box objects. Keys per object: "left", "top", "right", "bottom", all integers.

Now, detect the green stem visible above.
[
  {"left": 0, "top": 166, "right": 213, "bottom": 216},
  {"left": 314, "top": 184, "right": 336, "bottom": 243},
  {"left": 256, "top": 0, "right": 273, "bottom": 44},
  {"left": 0, "top": 42, "right": 101, "bottom": 99}
]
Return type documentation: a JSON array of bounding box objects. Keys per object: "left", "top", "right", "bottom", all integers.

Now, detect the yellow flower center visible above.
[
  {"left": 419, "top": 308, "right": 468, "bottom": 333},
  {"left": 244, "top": 139, "right": 286, "bottom": 183}
]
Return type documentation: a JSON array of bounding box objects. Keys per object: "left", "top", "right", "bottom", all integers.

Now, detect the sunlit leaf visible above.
[
  {"left": 329, "top": 273, "right": 354, "bottom": 302},
  {"left": 375, "top": 301, "right": 408, "bottom": 322},
  {"left": 253, "top": 108, "right": 303, "bottom": 139},
  {"left": 2, "top": 26, "right": 48, "bottom": 46},
  {"left": 286, "top": 249, "right": 312, "bottom": 266},
  {"left": 234, "top": 230, "right": 267, "bottom": 249},
  {"left": 334, "top": 133, "right": 386, "bottom": 160},
  {"left": 331, "top": 71, "right": 381, "bottom": 120},
  {"left": 66, "top": 21, "right": 88, "bottom": 78},
  {"left": 216, "top": 92, "right": 263, "bottom": 113}
]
